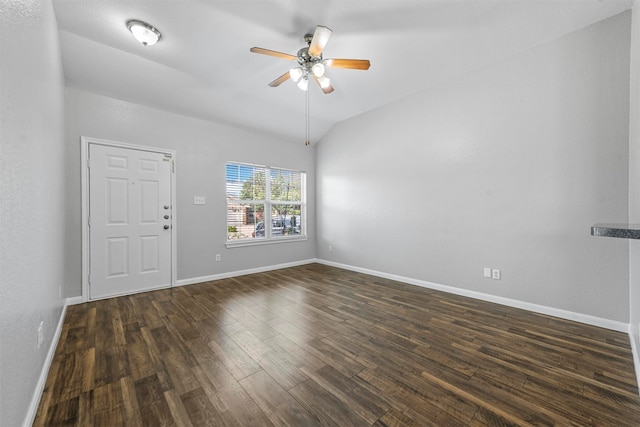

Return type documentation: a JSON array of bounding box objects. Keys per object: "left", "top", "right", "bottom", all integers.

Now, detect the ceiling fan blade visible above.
[
  {"left": 308, "top": 25, "right": 332, "bottom": 57},
  {"left": 325, "top": 58, "right": 371, "bottom": 70},
  {"left": 268, "top": 71, "right": 291, "bottom": 87},
  {"left": 313, "top": 75, "right": 334, "bottom": 94},
  {"left": 250, "top": 47, "right": 297, "bottom": 61}
]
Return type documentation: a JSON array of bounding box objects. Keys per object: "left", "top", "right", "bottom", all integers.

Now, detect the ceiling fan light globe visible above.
[
  {"left": 311, "top": 62, "right": 325, "bottom": 78},
  {"left": 317, "top": 76, "right": 331, "bottom": 89},
  {"left": 297, "top": 77, "right": 309, "bottom": 91},
  {"left": 289, "top": 67, "right": 303, "bottom": 83}
]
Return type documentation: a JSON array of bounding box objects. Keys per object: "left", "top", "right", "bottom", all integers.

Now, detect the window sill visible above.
[{"left": 225, "top": 236, "right": 308, "bottom": 248}]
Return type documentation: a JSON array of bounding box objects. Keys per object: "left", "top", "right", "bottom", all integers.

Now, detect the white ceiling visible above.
[{"left": 52, "top": 0, "right": 632, "bottom": 145}]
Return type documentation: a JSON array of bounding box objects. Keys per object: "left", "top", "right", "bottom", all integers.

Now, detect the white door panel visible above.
[{"left": 89, "top": 143, "right": 173, "bottom": 299}]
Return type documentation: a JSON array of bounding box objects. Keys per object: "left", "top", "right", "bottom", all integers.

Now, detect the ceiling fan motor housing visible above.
[
  {"left": 297, "top": 47, "right": 324, "bottom": 71},
  {"left": 303, "top": 32, "right": 314, "bottom": 46}
]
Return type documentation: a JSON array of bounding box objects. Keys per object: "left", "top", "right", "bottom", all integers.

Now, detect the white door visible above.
[{"left": 88, "top": 143, "right": 173, "bottom": 299}]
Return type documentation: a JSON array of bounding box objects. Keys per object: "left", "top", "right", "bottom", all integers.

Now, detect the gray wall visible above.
[
  {"left": 316, "top": 12, "right": 631, "bottom": 323},
  {"left": 65, "top": 88, "right": 316, "bottom": 297},
  {"left": 629, "top": 2, "right": 640, "bottom": 361},
  {"left": 0, "top": 1, "right": 67, "bottom": 425}
]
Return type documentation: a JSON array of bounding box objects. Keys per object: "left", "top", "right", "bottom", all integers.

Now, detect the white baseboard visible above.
[
  {"left": 23, "top": 301, "right": 69, "bottom": 427},
  {"left": 316, "top": 259, "right": 629, "bottom": 333},
  {"left": 177, "top": 258, "right": 316, "bottom": 287},
  {"left": 629, "top": 324, "right": 640, "bottom": 395},
  {"left": 65, "top": 296, "right": 84, "bottom": 306}
]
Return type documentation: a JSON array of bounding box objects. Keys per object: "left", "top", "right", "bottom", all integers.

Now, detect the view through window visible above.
[{"left": 226, "top": 162, "right": 306, "bottom": 242}]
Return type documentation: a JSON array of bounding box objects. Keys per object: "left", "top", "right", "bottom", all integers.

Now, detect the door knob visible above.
[
  {"left": 164, "top": 215, "right": 170, "bottom": 219},
  {"left": 164, "top": 225, "right": 170, "bottom": 230},
  {"left": 164, "top": 205, "right": 170, "bottom": 210}
]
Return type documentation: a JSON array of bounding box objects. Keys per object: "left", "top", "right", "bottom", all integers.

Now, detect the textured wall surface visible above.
[
  {"left": 64, "top": 88, "right": 316, "bottom": 297},
  {"left": 317, "top": 12, "right": 631, "bottom": 323},
  {"left": 0, "top": 0, "right": 67, "bottom": 425}
]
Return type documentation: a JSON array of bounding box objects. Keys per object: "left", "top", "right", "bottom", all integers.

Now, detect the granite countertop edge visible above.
[{"left": 591, "top": 223, "right": 640, "bottom": 239}]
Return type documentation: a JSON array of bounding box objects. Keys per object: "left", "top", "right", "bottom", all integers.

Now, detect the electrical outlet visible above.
[
  {"left": 483, "top": 267, "right": 491, "bottom": 278},
  {"left": 492, "top": 269, "right": 501, "bottom": 280},
  {"left": 215, "top": 254, "right": 221, "bottom": 262},
  {"left": 193, "top": 196, "right": 206, "bottom": 205},
  {"left": 37, "top": 321, "right": 44, "bottom": 348}
]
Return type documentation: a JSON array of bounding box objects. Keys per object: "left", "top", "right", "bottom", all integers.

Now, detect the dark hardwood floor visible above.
[{"left": 35, "top": 263, "right": 640, "bottom": 426}]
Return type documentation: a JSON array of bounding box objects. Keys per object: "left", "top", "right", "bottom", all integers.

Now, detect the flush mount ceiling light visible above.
[{"left": 127, "top": 20, "right": 161, "bottom": 46}]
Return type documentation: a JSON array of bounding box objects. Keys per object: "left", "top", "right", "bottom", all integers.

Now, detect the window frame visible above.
[{"left": 225, "top": 161, "right": 307, "bottom": 248}]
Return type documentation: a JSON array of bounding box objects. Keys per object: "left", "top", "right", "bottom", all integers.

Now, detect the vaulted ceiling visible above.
[{"left": 52, "top": 0, "right": 632, "bottom": 145}]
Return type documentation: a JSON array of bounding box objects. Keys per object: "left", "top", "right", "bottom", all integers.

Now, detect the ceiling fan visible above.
[{"left": 250, "top": 25, "right": 371, "bottom": 94}]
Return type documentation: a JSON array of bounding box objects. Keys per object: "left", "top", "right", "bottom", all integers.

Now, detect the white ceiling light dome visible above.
[{"left": 127, "top": 20, "right": 161, "bottom": 46}]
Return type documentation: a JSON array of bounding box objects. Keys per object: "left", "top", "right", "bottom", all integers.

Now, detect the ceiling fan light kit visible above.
[{"left": 250, "top": 25, "right": 370, "bottom": 144}]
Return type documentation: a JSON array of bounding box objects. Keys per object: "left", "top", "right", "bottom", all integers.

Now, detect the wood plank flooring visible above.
[{"left": 34, "top": 263, "right": 640, "bottom": 426}]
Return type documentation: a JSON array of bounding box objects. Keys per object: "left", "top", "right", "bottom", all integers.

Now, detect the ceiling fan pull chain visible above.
[{"left": 305, "top": 86, "right": 310, "bottom": 146}]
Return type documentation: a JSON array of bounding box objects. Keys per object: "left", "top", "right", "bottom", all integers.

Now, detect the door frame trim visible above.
[{"left": 80, "top": 136, "right": 177, "bottom": 302}]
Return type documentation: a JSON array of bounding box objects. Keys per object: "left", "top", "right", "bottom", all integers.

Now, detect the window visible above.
[{"left": 226, "top": 162, "right": 306, "bottom": 244}]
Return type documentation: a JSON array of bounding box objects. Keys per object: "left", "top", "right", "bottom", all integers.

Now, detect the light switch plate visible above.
[{"left": 193, "top": 196, "right": 206, "bottom": 205}]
